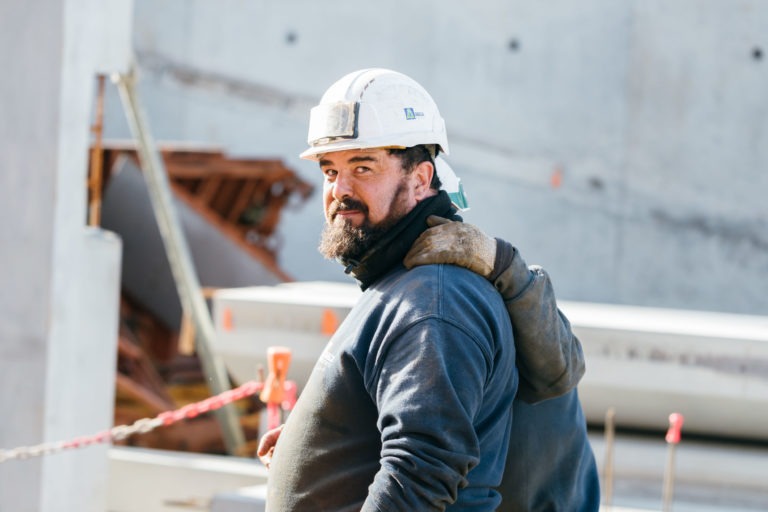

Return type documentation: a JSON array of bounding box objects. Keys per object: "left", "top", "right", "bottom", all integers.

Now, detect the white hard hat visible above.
[
  {"left": 435, "top": 156, "right": 470, "bottom": 211},
  {"left": 300, "top": 68, "right": 449, "bottom": 160}
]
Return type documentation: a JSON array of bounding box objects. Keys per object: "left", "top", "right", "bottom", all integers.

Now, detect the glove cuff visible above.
[{"left": 489, "top": 238, "right": 515, "bottom": 282}]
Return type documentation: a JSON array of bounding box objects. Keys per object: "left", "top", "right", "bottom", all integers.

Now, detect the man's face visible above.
[{"left": 317, "top": 148, "right": 432, "bottom": 261}]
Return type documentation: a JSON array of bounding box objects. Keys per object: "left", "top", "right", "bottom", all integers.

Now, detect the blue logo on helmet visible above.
[{"left": 404, "top": 108, "right": 424, "bottom": 120}]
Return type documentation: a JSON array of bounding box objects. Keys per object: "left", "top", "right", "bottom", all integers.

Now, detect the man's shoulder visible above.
[
  {"left": 407, "top": 263, "right": 496, "bottom": 293},
  {"left": 376, "top": 262, "right": 488, "bottom": 287},
  {"left": 373, "top": 264, "right": 503, "bottom": 315},
  {"left": 356, "top": 265, "right": 511, "bottom": 356}
]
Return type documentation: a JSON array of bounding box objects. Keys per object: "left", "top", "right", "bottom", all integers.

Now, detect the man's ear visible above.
[{"left": 412, "top": 160, "right": 435, "bottom": 200}]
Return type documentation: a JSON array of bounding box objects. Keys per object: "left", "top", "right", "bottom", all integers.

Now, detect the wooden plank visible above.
[
  {"left": 170, "top": 183, "right": 292, "bottom": 281},
  {"left": 116, "top": 373, "right": 176, "bottom": 415},
  {"left": 226, "top": 179, "right": 259, "bottom": 224},
  {"left": 198, "top": 175, "right": 223, "bottom": 204}
]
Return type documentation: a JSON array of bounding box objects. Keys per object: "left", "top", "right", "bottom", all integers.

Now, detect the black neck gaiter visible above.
[{"left": 340, "top": 190, "right": 460, "bottom": 290}]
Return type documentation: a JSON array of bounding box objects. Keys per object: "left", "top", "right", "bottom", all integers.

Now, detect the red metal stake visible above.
[
  {"left": 662, "top": 412, "right": 684, "bottom": 512},
  {"left": 260, "top": 347, "right": 292, "bottom": 430}
]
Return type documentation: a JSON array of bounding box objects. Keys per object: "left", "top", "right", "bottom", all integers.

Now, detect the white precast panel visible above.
[
  {"left": 562, "top": 301, "right": 768, "bottom": 440},
  {"left": 212, "top": 282, "right": 768, "bottom": 441},
  {"left": 211, "top": 282, "right": 361, "bottom": 391}
]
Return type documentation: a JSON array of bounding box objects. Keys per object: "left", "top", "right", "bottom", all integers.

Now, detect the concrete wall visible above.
[
  {"left": 0, "top": 0, "right": 131, "bottom": 510},
  {"left": 106, "top": 0, "right": 768, "bottom": 315}
]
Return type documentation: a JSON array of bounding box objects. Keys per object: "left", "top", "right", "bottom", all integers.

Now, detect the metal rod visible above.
[
  {"left": 662, "top": 443, "right": 677, "bottom": 512},
  {"left": 112, "top": 68, "right": 245, "bottom": 455},
  {"left": 662, "top": 413, "right": 684, "bottom": 512},
  {"left": 603, "top": 407, "right": 616, "bottom": 510},
  {"left": 88, "top": 74, "right": 106, "bottom": 226}
]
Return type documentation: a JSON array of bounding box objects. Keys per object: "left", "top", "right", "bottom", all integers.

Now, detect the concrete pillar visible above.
[{"left": 0, "top": 0, "right": 132, "bottom": 510}]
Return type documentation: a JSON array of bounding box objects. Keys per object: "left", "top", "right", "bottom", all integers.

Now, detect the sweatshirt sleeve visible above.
[
  {"left": 360, "top": 318, "right": 492, "bottom": 511},
  {"left": 490, "top": 239, "right": 585, "bottom": 403}
]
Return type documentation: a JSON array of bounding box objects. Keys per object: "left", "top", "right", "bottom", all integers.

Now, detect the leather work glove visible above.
[{"left": 404, "top": 216, "right": 497, "bottom": 278}]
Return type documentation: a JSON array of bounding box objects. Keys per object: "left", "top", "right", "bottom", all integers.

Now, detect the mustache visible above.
[{"left": 329, "top": 198, "right": 369, "bottom": 219}]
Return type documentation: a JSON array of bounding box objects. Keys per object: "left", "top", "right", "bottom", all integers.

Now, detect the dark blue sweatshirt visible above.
[
  {"left": 267, "top": 192, "right": 518, "bottom": 511},
  {"left": 267, "top": 264, "right": 517, "bottom": 511}
]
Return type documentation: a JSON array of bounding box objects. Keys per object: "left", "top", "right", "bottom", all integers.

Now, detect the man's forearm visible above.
[{"left": 492, "top": 241, "right": 585, "bottom": 403}]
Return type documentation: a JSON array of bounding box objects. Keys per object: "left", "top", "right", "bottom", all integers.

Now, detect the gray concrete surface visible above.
[
  {"left": 0, "top": 1, "right": 132, "bottom": 510},
  {"left": 91, "top": 0, "right": 768, "bottom": 316}
]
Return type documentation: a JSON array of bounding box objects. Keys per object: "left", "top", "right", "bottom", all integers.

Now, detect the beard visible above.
[{"left": 319, "top": 181, "right": 410, "bottom": 262}]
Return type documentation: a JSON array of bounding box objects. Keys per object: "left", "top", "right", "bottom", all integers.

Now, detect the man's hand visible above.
[
  {"left": 257, "top": 424, "right": 284, "bottom": 468},
  {"left": 404, "top": 216, "right": 497, "bottom": 278}
]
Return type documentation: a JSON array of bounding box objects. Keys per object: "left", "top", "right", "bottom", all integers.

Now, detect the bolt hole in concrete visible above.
[
  {"left": 285, "top": 31, "right": 298, "bottom": 45},
  {"left": 508, "top": 38, "right": 521, "bottom": 52},
  {"left": 588, "top": 177, "right": 605, "bottom": 191},
  {"left": 753, "top": 47, "right": 763, "bottom": 61}
]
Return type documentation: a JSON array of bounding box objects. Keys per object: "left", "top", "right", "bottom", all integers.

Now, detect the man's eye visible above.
[
  {"left": 323, "top": 169, "right": 337, "bottom": 178},
  {"left": 355, "top": 166, "right": 371, "bottom": 174}
]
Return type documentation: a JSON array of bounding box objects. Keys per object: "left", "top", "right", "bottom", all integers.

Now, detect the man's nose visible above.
[{"left": 331, "top": 173, "right": 352, "bottom": 201}]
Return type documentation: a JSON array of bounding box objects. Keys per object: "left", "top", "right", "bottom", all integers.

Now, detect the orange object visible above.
[
  {"left": 550, "top": 166, "right": 563, "bottom": 189},
  {"left": 321, "top": 308, "right": 339, "bottom": 336},
  {"left": 665, "top": 413, "right": 684, "bottom": 444},
  {"left": 260, "top": 346, "right": 292, "bottom": 405},
  {"left": 221, "top": 307, "right": 233, "bottom": 332}
]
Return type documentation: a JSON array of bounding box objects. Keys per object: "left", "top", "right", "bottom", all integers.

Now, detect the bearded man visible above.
[{"left": 259, "top": 68, "right": 599, "bottom": 512}]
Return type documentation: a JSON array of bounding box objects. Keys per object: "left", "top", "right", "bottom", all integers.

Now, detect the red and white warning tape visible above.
[{"left": 0, "top": 380, "right": 272, "bottom": 464}]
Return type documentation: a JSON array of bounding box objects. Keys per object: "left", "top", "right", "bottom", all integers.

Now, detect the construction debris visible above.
[{"left": 90, "top": 142, "right": 312, "bottom": 456}]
